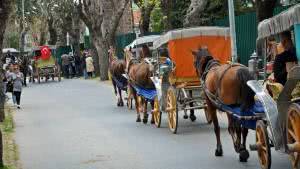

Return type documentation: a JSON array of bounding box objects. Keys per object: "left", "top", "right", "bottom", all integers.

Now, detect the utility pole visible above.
[{"left": 228, "top": 0, "right": 237, "bottom": 63}]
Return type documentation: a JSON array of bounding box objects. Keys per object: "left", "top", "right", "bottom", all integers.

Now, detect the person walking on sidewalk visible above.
[
  {"left": 11, "top": 65, "right": 24, "bottom": 109},
  {"left": 85, "top": 54, "right": 94, "bottom": 78}
]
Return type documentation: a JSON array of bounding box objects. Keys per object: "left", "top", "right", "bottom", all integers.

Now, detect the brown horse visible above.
[
  {"left": 109, "top": 47, "right": 127, "bottom": 107},
  {"left": 125, "top": 46, "right": 155, "bottom": 124},
  {"left": 192, "top": 47, "right": 255, "bottom": 162}
]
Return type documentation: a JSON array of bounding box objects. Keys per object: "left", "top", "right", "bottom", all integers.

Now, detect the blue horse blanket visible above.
[
  {"left": 132, "top": 85, "right": 157, "bottom": 101},
  {"left": 112, "top": 75, "right": 128, "bottom": 91},
  {"left": 220, "top": 101, "right": 265, "bottom": 130}
]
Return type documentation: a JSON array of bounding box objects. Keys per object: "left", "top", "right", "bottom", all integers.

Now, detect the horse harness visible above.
[{"left": 201, "top": 60, "right": 245, "bottom": 108}]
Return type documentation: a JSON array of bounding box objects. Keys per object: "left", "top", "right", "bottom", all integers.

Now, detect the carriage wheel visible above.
[
  {"left": 153, "top": 97, "right": 162, "bottom": 128},
  {"left": 167, "top": 87, "right": 178, "bottom": 134},
  {"left": 287, "top": 103, "right": 300, "bottom": 169},
  {"left": 256, "top": 120, "right": 271, "bottom": 169},
  {"left": 204, "top": 107, "right": 212, "bottom": 124}
]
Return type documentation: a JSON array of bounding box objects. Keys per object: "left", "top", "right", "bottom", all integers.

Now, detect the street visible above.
[{"left": 15, "top": 79, "right": 291, "bottom": 169}]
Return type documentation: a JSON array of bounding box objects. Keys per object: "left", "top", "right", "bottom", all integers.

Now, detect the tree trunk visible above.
[
  {"left": 139, "top": 4, "right": 155, "bottom": 36},
  {"left": 184, "top": 0, "right": 208, "bottom": 27},
  {"left": 256, "top": 0, "right": 277, "bottom": 22},
  {"left": 39, "top": 27, "right": 47, "bottom": 46},
  {"left": 91, "top": 45, "right": 100, "bottom": 76},
  {"left": 48, "top": 17, "right": 57, "bottom": 45},
  {"left": 161, "top": 0, "right": 173, "bottom": 31},
  {"left": 0, "top": 0, "right": 12, "bottom": 167},
  {"left": 92, "top": 34, "right": 109, "bottom": 80}
]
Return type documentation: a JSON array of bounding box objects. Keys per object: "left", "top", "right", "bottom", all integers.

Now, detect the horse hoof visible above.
[
  {"left": 136, "top": 117, "right": 141, "bottom": 122},
  {"left": 239, "top": 149, "right": 249, "bottom": 162},
  {"left": 143, "top": 118, "right": 148, "bottom": 124},
  {"left": 190, "top": 115, "right": 197, "bottom": 122},
  {"left": 150, "top": 119, "right": 155, "bottom": 124},
  {"left": 183, "top": 114, "right": 188, "bottom": 119},
  {"left": 215, "top": 148, "right": 223, "bottom": 157}
]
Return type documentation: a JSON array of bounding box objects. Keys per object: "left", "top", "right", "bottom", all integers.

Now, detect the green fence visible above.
[
  {"left": 115, "top": 33, "right": 136, "bottom": 59},
  {"left": 55, "top": 46, "right": 72, "bottom": 65},
  {"left": 213, "top": 6, "right": 288, "bottom": 65}
]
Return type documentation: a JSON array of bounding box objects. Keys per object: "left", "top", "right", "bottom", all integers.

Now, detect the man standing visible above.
[
  {"left": 61, "top": 54, "right": 70, "bottom": 79},
  {"left": 273, "top": 31, "right": 298, "bottom": 85}
]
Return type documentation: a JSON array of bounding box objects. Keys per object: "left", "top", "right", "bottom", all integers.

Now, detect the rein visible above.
[{"left": 200, "top": 59, "right": 220, "bottom": 82}]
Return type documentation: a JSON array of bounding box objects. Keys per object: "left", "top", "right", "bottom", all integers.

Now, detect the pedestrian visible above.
[
  {"left": 61, "top": 54, "right": 70, "bottom": 79},
  {"left": 9, "top": 64, "right": 24, "bottom": 109},
  {"left": 81, "top": 52, "right": 88, "bottom": 79},
  {"left": 13, "top": 65, "right": 24, "bottom": 108},
  {"left": 69, "top": 52, "right": 76, "bottom": 78},
  {"left": 74, "top": 52, "right": 82, "bottom": 77},
  {"left": 85, "top": 53, "right": 94, "bottom": 78},
  {"left": 6, "top": 64, "right": 15, "bottom": 103}
]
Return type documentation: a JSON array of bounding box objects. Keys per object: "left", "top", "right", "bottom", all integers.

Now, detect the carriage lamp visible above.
[{"left": 249, "top": 51, "right": 259, "bottom": 80}]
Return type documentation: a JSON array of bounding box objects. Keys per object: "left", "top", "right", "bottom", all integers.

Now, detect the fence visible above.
[{"left": 213, "top": 6, "right": 288, "bottom": 65}]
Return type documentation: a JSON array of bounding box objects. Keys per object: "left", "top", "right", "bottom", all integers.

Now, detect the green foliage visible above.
[
  {"left": 1, "top": 108, "right": 14, "bottom": 134},
  {"left": 150, "top": 5, "right": 164, "bottom": 32},
  {"left": 170, "top": 0, "right": 190, "bottom": 29},
  {"left": 6, "top": 33, "right": 19, "bottom": 50}
]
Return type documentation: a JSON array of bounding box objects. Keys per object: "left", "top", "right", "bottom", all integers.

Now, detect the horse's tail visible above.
[{"left": 236, "top": 67, "right": 255, "bottom": 111}]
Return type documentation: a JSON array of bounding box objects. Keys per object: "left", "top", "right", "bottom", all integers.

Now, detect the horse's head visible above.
[{"left": 192, "top": 47, "right": 213, "bottom": 77}]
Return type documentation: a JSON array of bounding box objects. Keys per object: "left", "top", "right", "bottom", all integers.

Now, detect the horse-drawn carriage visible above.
[
  {"left": 246, "top": 4, "right": 300, "bottom": 169},
  {"left": 124, "top": 35, "right": 161, "bottom": 109},
  {"left": 31, "top": 46, "right": 61, "bottom": 83},
  {"left": 151, "top": 27, "right": 232, "bottom": 133}
]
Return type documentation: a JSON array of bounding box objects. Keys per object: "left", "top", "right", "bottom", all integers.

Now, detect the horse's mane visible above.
[{"left": 200, "top": 55, "right": 214, "bottom": 74}]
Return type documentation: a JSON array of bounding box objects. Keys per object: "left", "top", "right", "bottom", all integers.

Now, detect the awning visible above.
[
  {"left": 258, "top": 4, "right": 300, "bottom": 40},
  {"left": 153, "top": 27, "right": 230, "bottom": 49}
]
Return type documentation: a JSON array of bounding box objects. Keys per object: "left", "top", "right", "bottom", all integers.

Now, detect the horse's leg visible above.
[
  {"left": 142, "top": 98, "right": 148, "bottom": 124},
  {"left": 132, "top": 87, "right": 141, "bottom": 122},
  {"left": 150, "top": 100, "right": 155, "bottom": 124},
  {"left": 118, "top": 87, "right": 124, "bottom": 107},
  {"left": 227, "top": 114, "right": 242, "bottom": 153},
  {"left": 239, "top": 127, "right": 250, "bottom": 162},
  {"left": 112, "top": 79, "right": 119, "bottom": 106},
  {"left": 189, "top": 90, "right": 196, "bottom": 122},
  {"left": 207, "top": 99, "right": 223, "bottom": 156}
]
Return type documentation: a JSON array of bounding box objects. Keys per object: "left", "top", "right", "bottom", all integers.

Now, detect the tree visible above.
[
  {"left": 79, "top": 0, "right": 130, "bottom": 80},
  {"left": 150, "top": 3, "right": 164, "bottom": 32},
  {"left": 255, "top": 0, "right": 277, "bottom": 22},
  {"left": 134, "top": 0, "right": 157, "bottom": 35},
  {"left": 0, "top": 0, "right": 14, "bottom": 166}
]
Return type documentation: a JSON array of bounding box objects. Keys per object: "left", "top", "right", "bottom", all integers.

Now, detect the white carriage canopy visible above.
[
  {"left": 153, "top": 26, "right": 230, "bottom": 49},
  {"left": 258, "top": 4, "right": 300, "bottom": 40},
  {"left": 125, "top": 35, "right": 161, "bottom": 50}
]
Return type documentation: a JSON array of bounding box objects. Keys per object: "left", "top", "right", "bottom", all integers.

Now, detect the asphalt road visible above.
[{"left": 14, "top": 79, "right": 292, "bottom": 169}]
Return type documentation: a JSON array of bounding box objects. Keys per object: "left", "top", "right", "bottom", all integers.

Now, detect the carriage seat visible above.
[{"left": 220, "top": 101, "right": 265, "bottom": 130}]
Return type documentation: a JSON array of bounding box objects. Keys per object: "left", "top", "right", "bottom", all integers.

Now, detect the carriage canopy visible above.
[
  {"left": 125, "top": 35, "right": 161, "bottom": 50},
  {"left": 153, "top": 27, "right": 231, "bottom": 79},
  {"left": 257, "top": 4, "right": 300, "bottom": 40}
]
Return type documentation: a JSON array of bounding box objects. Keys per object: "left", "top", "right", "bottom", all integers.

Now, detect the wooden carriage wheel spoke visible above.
[
  {"left": 291, "top": 112, "right": 300, "bottom": 140},
  {"left": 294, "top": 153, "right": 299, "bottom": 167},
  {"left": 288, "top": 129, "right": 297, "bottom": 141}
]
